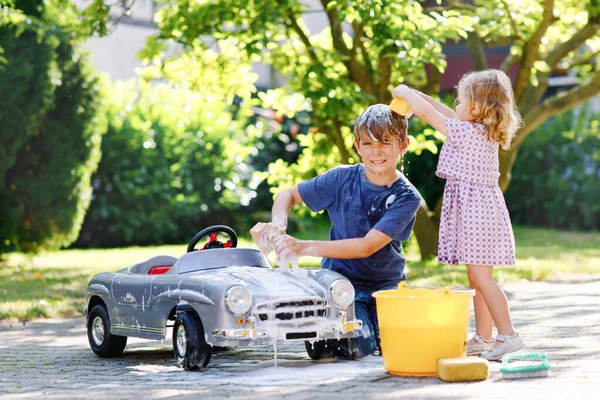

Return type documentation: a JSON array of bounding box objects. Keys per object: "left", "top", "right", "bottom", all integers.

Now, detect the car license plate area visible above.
[{"left": 286, "top": 332, "right": 318, "bottom": 340}]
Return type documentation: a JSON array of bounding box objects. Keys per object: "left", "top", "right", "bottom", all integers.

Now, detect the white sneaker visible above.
[
  {"left": 480, "top": 331, "right": 524, "bottom": 361},
  {"left": 467, "top": 333, "right": 495, "bottom": 356}
]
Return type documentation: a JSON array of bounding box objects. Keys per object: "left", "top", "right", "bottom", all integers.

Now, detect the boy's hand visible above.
[
  {"left": 250, "top": 222, "right": 285, "bottom": 256},
  {"left": 271, "top": 234, "right": 312, "bottom": 260}
]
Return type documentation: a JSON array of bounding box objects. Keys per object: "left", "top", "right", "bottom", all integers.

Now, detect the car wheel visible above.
[
  {"left": 305, "top": 339, "right": 338, "bottom": 360},
  {"left": 173, "top": 311, "right": 212, "bottom": 370},
  {"left": 87, "top": 304, "right": 127, "bottom": 358}
]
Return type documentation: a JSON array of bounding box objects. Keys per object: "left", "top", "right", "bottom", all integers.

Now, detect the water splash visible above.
[
  {"left": 290, "top": 257, "right": 301, "bottom": 274},
  {"left": 276, "top": 256, "right": 303, "bottom": 274}
]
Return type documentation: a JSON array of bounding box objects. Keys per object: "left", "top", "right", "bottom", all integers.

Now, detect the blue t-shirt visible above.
[{"left": 298, "top": 164, "right": 421, "bottom": 291}]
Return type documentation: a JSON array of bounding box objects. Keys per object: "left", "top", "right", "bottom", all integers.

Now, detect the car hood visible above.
[{"left": 194, "top": 266, "right": 327, "bottom": 299}]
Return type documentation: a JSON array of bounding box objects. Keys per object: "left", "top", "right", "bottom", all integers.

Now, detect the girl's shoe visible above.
[
  {"left": 467, "top": 333, "right": 495, "bottom": 356},
  {"left": 480, "top": 331, "right": 524, "bottom": 361}
]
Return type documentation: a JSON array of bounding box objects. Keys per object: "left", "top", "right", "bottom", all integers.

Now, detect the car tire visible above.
[
  {"left": 173, "top": 311, "right": 212, "bottom": 370},
  {"left": 87, "top": 304, "right": 127, "bottom": 358},
  {"left": 305, "top": 339, "right": 338, "bottom": 360}
]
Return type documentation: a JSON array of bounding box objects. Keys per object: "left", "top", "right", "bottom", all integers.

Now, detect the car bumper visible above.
[{"left": 212, "top": 310, "right": 362, "bottom": 341}]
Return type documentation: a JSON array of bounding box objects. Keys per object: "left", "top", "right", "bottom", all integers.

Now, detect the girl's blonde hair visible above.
[{"left": 457, "top": 69, "right": 523, "bottom": 150}]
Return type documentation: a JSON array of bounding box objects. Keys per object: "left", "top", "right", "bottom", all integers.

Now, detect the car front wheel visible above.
[
  {"left": 305, "top": 339, "right": 339, "bottom": 360},
  {"left": 87, "top": 304, "right": 127, "bottom": 358},
  {"left": 173, "top": 311, "right": 212, "bottom": 370}
]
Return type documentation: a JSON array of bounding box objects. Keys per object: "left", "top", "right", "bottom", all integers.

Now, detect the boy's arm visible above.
[
  {"left": 250, "top": 186, "right": 304, "bottom": 255},
  {"left": 392, "top": 85, "right": 449, "bottom": 136},
  {"left": 271, "top": 186, "right": 303, "bottom": 231},
  {"left": 415, "top": 90, "right": 457, "bottom": 119},
  {"left": 272, "top": 228, "right": 393, "bottom": 260}
]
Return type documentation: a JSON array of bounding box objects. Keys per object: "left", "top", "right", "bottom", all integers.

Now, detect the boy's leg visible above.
[{"left": 337, "top": 289, "right": 376, "bottom": 359}]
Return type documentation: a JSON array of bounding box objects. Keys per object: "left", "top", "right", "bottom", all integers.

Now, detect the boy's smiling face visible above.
[{"left": 354, "top": 132, "right": 408, "bottom": 184}]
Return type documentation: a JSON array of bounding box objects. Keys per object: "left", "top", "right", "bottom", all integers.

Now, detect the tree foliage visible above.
[
  {"left": 506, "top": 108, "right": 600, "bottom": 231},
  {"left": 75, "top": 81, "right": 258, "bottom": 247},
  {"left": 83, "top": 0, "right": 600, "bottom": 258},
  {"left": 0, "top": 0, "right": 106, "bottom": 254}
]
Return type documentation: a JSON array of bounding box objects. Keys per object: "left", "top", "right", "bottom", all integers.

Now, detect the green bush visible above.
[
  {"left": 506, "top": 109, "right": 600, "bottom": 230},
  {"left": 75, "top": 81, "right": 256, "bottom": 247},
  {"left": 0, "top": 0, "right": 106, "bottom": 254}
]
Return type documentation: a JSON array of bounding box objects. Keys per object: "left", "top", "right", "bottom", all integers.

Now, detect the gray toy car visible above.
[{"left": 85, "top": 225, "right": 362, "bottom": 370}]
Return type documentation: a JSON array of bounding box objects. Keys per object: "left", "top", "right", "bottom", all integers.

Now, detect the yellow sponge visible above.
[
  {"left": 390, "top": 97, "right": 413, "bottom": 117},
  {"left": 437, "top": 357, "right": 489, "bottom": 382}
]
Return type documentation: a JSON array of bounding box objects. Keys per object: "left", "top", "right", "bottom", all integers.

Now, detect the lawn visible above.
[{"left": 1, "top": 226, "right": 598, "bottom": 321}]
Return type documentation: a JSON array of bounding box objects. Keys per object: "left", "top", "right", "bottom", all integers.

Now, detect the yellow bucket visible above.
[{"left": 373, "top": 282, "right": 475, "bottom": 376}]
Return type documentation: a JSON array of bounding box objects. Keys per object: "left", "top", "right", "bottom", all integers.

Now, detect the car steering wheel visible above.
[{"left": 187, "top": 225, "right": 238, "bottom": 253}]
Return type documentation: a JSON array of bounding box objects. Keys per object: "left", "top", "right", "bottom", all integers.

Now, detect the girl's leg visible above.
[
  {"left": 466, "top": 265, "right": 494, "bottom": 344},
  {"left": 466, "top": 264, "right": 515, "bottom": 341}
]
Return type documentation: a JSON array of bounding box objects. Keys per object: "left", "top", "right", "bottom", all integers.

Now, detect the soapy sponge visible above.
[
  {"left": 437, "top": 357, "right": 489, "bottom": 382},
  {"left": 390, "top": 97, "right": 413, "bottom": 117}
]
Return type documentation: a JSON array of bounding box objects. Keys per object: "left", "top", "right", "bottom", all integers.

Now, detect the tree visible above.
[
  {"left": 75, "top": 81, "right": 257, "bottom": 247},
  {"left": 84, "top": 0, "right": 600, "bottom": 259},
  {"left": 0, "top": 0, "right": 106, "bottom": 254}
]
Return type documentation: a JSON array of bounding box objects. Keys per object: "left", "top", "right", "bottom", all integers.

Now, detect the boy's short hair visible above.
[{"left": 354, "top": 104, "right": 408, "bottom": 144}]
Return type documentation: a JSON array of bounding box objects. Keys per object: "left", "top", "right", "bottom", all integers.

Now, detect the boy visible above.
[{"left": 252, "top": 104, "right": 421, "bottom": 358}]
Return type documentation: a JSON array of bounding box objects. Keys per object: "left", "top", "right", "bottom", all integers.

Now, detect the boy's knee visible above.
[
  {"left": 338, "top": 335, "right": 376, "bottom": 359},
  {"left": 348, "top": 315, "right": 378, "bottom": 358}
]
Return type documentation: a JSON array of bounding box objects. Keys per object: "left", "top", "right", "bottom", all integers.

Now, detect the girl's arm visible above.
[
  {"left": 392, "top": 85, "right": 449, "bottom": 136},
  {"left": 272, "top": 229, "right": 393, "bottom": 260},
  {"left": 415, "top": 90, "right": 456, "bottom": 119}
]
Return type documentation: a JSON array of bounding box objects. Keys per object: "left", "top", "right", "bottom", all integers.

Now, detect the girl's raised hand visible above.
[
  {"left": 392, "top": 84, "right": 411, "bottom": 98},
  {"left": 391, "top": 84, "right": 449, "bottom": 136}
]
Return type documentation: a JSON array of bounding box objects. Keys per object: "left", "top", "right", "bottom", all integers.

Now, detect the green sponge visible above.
[{"left": 437, "top": 357, "right": 489, "bottom": 382}]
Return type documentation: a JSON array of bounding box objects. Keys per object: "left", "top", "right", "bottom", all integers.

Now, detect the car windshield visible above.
[{"left": 177, "top": 248, "right": 272, "bottom": 274}]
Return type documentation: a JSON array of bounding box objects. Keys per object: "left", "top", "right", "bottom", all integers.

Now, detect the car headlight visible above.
[
  {"left": 225, "top": 286, "right": 252, "bottom": 315},
  {"left": 329, "top": 280, "right": 355, "bottom": 309}
]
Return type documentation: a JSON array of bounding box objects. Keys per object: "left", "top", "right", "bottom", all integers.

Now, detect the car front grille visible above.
[{"left": 255, "top": 298, "right": 327, "bottom": 322}]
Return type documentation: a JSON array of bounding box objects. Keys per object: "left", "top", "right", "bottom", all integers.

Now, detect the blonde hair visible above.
[
  {"left": 457, "top": 69, "right": 523, "bottom": 150},
  {"left": 354, "top": 104, "right": 408, "bottom": 145}
]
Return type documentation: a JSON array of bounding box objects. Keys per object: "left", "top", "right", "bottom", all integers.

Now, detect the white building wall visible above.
[{"left": 79, "top": 0, "right": 328, "bottom": 87}]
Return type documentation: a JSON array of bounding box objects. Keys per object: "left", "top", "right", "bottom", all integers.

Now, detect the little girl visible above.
[{"left": 392, "top": 69, "right": 524, "bottom": 360}]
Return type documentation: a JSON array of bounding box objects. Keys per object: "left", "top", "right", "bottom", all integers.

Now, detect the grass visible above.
[{"left": 1, "top": 226, "right": 598, "bottom": 321}]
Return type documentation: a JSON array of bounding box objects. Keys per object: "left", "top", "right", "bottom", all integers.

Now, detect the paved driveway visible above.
[{"left": 1, "top": 280, "right": 599, "bottom": 399}]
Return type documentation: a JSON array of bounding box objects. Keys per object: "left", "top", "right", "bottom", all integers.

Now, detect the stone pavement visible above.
[{"left": 1, "top": 279, "right": 599, "bottom": 400}]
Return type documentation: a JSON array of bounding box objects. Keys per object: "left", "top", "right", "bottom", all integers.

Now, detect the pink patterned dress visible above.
[{"left": 436, "top": 119, "right": 516, "bottom": 266}]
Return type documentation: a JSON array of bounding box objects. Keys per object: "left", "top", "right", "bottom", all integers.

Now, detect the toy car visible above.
[{"left": 85, "top": 225, "right": 362, "bottom": 370}]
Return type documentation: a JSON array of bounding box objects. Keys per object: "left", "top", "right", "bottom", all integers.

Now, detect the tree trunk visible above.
[
  {"left": 498, "top": 144, "right": 521, "bottom": 192},
  {"left": 330, "top": 120, "right": 351, "bottom": 164},
  {"left": 412, "top": 200, "right": 440, "bottom": 260}
]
